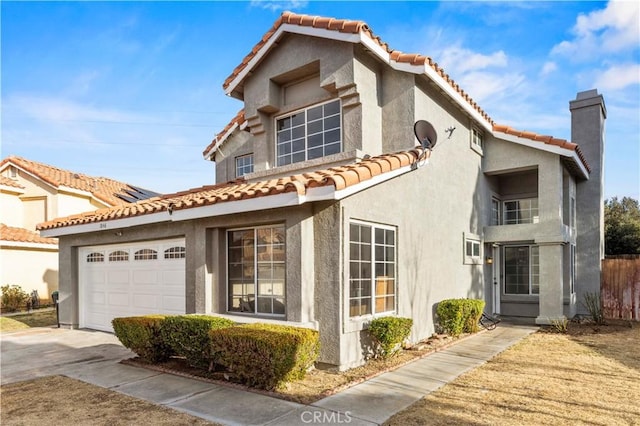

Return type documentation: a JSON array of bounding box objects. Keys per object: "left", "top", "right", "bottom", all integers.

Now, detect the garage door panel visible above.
[
  {"left": 132, "top": 270, "right": 159, "bottom": 284},
  {"left": 79, "top": 238, "right": 186, "bottom": 332},
  {"left": 107, "top": 270, "right": 130, "bottom": 284},
  {"left": 133, "top": 293, "right": 160, "bottom": 309},
  {"left": 162, "top": 295, "right": 185, "bottom": 312}
]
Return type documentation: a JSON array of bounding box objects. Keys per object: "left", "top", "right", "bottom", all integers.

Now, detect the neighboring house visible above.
[
  {"left": 38, "top": 12, "right": 605, "bottom": 370},
  {"left": 0, "top": 156, "right": 159, "bottom": 300}
]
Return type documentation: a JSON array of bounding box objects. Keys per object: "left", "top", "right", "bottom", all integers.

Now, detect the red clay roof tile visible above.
[
  {"left": 492, "top": 124, "right": 591, "bottom": 172},
  {"left": 38, "top": 148, "right": 423, "bottom": 231},
  {"left": 1, "top": 224, "right": 57, "bottom": 245},
  {"left": 0, "top": 156, "right": 159, "bottom": 206},
  {"left": 0, "top": 175, "right": 25, "bottom": 189},
  {"left": 222, "top": 11, "right": 493, "bottom": 125}
]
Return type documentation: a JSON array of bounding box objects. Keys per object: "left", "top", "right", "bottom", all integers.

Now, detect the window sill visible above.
[
  {"left": 343, "top": 311, "right": 397, "bottom": 334},
  {"left": 214, "top": 312, "right": 318, "bottom": 330},
  {"left": 244, "top": 150, "right": 365, "bottom": 181},
  {"left": 471, "top": 143, "right": 484, "bottom": 156}
]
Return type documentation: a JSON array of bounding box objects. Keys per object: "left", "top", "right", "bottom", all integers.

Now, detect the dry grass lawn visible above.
[
  {"left": 385, "top": 320, "right": 640, "bottom": 426},
  {"left": 0, "top": 309, "right": 57, "bottom": 332},
  {"left": 0, "top": 375, "right": 218, "bottom": 426},
  {"left": 2, "top": 319, "right": 638, "bottom": 425}
]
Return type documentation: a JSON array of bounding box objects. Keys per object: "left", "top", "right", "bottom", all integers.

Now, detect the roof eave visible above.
[{"left": 492, "top": 130, "right": 590, "bottom": 180}]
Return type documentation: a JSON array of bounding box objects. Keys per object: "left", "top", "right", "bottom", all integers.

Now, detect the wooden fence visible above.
[{"left": 601, "top": 255, "right": 640, "bottom": 320}]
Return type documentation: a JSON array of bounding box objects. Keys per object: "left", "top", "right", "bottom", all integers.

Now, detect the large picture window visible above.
[
  {"left": 504, "top": 245, "right": 539, "bottom": 295},
  {"left": 228, "top": 225, "right": 285, "bottom": 316},
  {"left": 276, "top": 99, "right": 341, "bottom": 166},
  {"left": 349, "top": 221, "right": 396, "bottom": 318}
]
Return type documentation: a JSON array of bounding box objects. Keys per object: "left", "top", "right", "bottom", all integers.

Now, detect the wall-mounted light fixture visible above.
[{"left": 485, "top": 256, "right": 493, "bottom": 265}]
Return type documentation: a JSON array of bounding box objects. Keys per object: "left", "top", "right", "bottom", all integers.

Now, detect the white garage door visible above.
[{"left": 78, "top": 238, "right": 186, "bottom": 332}]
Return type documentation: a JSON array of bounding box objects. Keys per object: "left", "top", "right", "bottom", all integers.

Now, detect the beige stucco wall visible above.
[
  {"left": 1, "top": 190, "right": 24, "bottom": 227},
  {"left": 0, "top": 246, "right": 58, "bottom": 298}
]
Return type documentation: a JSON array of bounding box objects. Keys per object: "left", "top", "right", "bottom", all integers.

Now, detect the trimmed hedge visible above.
[
  {"left": 368, "top": 316, "right": 413, "bottom": 358},
  {"left": 160, "top": 315, "right": 235, "bottom": 369},
  {"left": 112, "top": 315, "right": 173, "bottom": 362},
  {"left": 436, "top": 299, "right": 485, "bottom": 337},
  {"left": 210, "top": 323, "right": 320, "bottom": 390}
]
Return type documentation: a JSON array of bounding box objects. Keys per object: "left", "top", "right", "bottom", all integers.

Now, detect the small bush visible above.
[
  {"left": 437, "top": 298, "right": 486, "bottom": 337},
  {"left": 160, "top": 315, "right": 235, "bottom": 370},
  {"left": 1, "top": 285, "right": 29, "bottom": 312},
  {"left": 368, "top": 316, "right": 413, "bottom": 359},
  {"left": 210, "top": 323, "right": 320, "bottom": 390},
  {"left": 112, "top": 315, "right": 173, "bottom": 362},
  {"left": 549, "top": 317, "right": 569, "bottom": 333},
  {"left": 582, "top": 292, "right": 605, "bottom": 325}
]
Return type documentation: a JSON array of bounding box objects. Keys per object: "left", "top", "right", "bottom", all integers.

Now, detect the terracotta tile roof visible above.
[
  {"left": 1, "top": 223, "right": 57, "bottom": 245},
  {"left": 37, "top": 148, "right": 424, "bottom": 231},
  {"left": 223, "top": 11, "right": 494, "bottom": 124},
  {"left": 202, "top": 109, "right": 246, "bottom": 159},
  {"left": 492, "top": 124, "right": 591, "bottom": 172},
  {"left": 0, "top": 156, "right": 160, "bottom": 206},
  {"left": 0, "top": 175, "right": 25, "bottom": 189}
]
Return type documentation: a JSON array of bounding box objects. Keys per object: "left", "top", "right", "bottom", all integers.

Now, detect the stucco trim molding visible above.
[{"left": 1, "top": 242, "right": 58, "bottom": 251}]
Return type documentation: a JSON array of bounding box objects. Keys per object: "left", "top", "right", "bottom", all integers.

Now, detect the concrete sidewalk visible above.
[{"left": 1, "top": 323, "right": 537, "bottom": 426}]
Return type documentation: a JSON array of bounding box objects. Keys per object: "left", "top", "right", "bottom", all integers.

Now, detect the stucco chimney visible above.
[{"left": 570, "top": 89, "right": 606, "bottom": 313}]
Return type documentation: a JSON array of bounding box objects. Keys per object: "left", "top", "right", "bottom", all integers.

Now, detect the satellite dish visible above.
[{"left": 414, "top": 120, "right": 438, "bottom": 150}]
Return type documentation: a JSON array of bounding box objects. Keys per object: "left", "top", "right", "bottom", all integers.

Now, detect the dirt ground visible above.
[
  {"left": 0, "top": 375, "right": 218, "bottom": 426},
  {"left": 125, "top": 331, "right": 464, "bottom": 404},
  {"left": 385, "top": 319, "right": 640, "bottom": 425}
]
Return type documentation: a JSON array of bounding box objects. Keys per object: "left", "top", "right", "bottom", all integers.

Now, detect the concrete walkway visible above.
[{"left": 1, "top": 323, "right": 537, "bottom": 426}]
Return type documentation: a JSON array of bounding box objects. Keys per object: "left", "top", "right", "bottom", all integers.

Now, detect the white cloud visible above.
[
  {"left": 436, "top": 45, "right": 508, "bottom": 75},
  {"left": 593, "top": 64, "right": 640, "bottom": 91},
  {"left": 249, "top": 1, "right": 308, "bottom": 12},
  {"left": 552, "top": 0, "right": 640, "bottom": 60},
  {"left": 540, "top": 61, "right": 557, "bottom": 76}
]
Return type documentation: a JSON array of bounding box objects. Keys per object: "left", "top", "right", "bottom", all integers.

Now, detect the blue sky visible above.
[{"left": 2, "top": 1, "right": 638, "bottom": 199}]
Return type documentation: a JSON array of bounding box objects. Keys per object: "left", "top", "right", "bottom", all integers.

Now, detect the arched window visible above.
[
  {"left": 134, "top": 249, "right": 157, "bottom": 260},
  {"left": 86, "top": 252, "right": 104, "bottom": 263},
  {"left": 108, "top": 250, "right": 129, "bottom": 262},
  {"left": 164, "top": 246, "right": 186, "bottom": 259}
]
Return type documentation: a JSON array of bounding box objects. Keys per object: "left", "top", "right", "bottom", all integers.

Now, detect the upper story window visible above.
[
  {"left": 503, "top": 198, "right": 539, "bottom": 225},
  {"left": 491, "top": 198, "right": 500, "bottom": 226},
  {"left": 235, "top": 154, "right": 254, "bottom": 178},
  {"left": 471, "top": 128, "right": 484, "bottom": 154},
  {"left": 276, "top": 99, "right": 341, "bottom": 167}
]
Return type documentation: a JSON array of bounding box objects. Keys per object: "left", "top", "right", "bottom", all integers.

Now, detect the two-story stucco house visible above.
[
  {"left": 38, "top": 12, "right": 605, "bottom": 370},
  {"left": 0, "top": 156, "right": 159, "bottom": 300}
]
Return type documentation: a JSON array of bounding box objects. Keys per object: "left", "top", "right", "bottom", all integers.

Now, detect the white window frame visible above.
[
  {"left": 503, "top": 245, "right": 540, "bottom": 295},
  {"left": 226, "top": 224, "right": 286, "bottom": 317},
  {"left": 503, "top": 198, "right": 539, "bottom": 225},
  {"left": 570, "top": 244, "right": 576, "bottom": 294},
  {"left": 491, "top": 197, "right": 501, "bottom": 226},
  {"left": 348, "top": 220, "right": 397, "bottom": 319},
  {"left": 275, "top": 99, "right": 342, "bottom": 167},
  {"left": 235, "top": 154, "right": 254, "bottom": 178},
  {"left": 471, "top": 127, "right": 484, "bottom": 155},
  {"left": 463, "top": 233, "right": 482, "bottom": 265}
]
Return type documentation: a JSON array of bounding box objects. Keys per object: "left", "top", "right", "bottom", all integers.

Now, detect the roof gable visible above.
[
  {"left": 0, "top": 156, "right": 161, "bottom": 206},
  {"left": 223, "top": 11, "right": 493, "bottom": 127}
]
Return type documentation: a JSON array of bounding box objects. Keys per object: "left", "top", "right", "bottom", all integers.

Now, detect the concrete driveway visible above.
[{"left": 1, "top": 327, "right": 138, "bottom": 386}]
